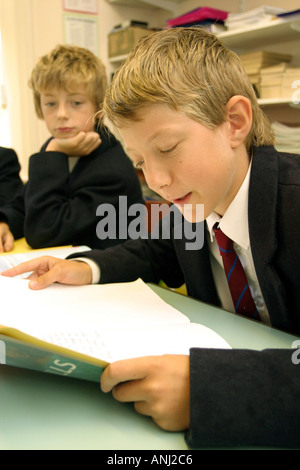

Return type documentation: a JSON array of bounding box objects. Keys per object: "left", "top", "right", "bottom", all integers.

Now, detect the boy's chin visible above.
[{"left": 175, "top": 203, "right": 204, "bottom": 223}]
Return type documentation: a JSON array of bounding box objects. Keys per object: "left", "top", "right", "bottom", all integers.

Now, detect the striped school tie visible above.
[{"left": 213, "top": 225, "right": 260, "bottom": 320}]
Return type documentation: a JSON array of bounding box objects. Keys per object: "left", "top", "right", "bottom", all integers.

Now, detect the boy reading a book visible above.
[
  {"left": 3, "top": 28, "right": 300, "bottom": 448},
  {"left": 0, "top": 44, "right": 143, "bottom": 251}
]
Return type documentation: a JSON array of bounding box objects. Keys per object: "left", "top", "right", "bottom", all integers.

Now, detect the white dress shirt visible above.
[{"left": 206, "top": 163, "right": 270, "bottom": 324}]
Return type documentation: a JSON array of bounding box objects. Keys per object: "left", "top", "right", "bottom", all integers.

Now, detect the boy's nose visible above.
[
  {"left": 144, "top": 163, "right": 172, "bottom": 194},
  {"left": 57, "top": 102, "right": 69, "bottom": 119}
]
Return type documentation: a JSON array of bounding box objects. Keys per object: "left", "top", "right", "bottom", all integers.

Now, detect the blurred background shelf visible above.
[
  {"left": 218, "top": 16, "right": 300, "bottom": 51},
  {"left": 106, "top": 0, "right": 185, "bottom": 13}
]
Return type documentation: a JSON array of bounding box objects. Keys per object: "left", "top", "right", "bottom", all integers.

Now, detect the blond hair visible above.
[
  {"left": 102, "top": 27, "right": 274, "bottom": 151},
  {"left": 29, "top": 44, "right": 107, "bottom": 119}
]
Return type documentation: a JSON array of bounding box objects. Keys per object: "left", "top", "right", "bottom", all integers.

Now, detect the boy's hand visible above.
[
  {"left": 46, "top": 131, "right": 101, "bottom": 156},
  {"left": 1, "top": 256, "right": 93, "bottom": 288},
  {"left": 0, "top": 222, "right": 14, "bottom": 252},
  {"left": 101, "top": 354, "right": 190, "bottom": 431}
]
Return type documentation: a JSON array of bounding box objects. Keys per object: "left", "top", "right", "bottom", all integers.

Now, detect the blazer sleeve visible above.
[
  {"left": 0, "top": 186, "right": 25, "bottom": 239},
  {"left": 186, "top": 347, "right": 300, "bottom": 448},
  {"left": 68, "top": 233, "right": 185, "bottom": 288},
  {"left": 0, "top": 147, "right": 24, "bottom": 206}
]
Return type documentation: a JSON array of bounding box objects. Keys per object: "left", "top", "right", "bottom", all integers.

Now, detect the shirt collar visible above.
[{"left": 206, "top": 160, "right": 252, "bottom": 249}]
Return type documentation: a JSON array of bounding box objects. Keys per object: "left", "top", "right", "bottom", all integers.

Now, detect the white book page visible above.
[
  {"left": 38, "top": 323, "right": 231, "bottom": 363},
  {"left": 0, "top": 276, "right": 230, "bottom": 361},
  {"left": 0, "top": 277, "right": 188, "bottom": 332}
]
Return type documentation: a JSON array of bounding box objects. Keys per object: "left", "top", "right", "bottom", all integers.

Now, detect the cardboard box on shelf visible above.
[{"left": 108, "top": 26, "right": 153, "bottom": 58}]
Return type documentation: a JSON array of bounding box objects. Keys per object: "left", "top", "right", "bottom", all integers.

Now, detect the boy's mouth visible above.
[
  {"left": 56, "top": 127, "right": 74, "bottom": 133},
  {"left": 173, "top": 192, "right": 192, "bottom": 206}
]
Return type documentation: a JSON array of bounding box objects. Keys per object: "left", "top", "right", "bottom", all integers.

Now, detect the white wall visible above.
[{"left": 0, "top": 0, "right": 36, "bottom": 178}]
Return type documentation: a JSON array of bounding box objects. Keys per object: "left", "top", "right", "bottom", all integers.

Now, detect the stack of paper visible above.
[
  {"left": 225, "top": 6, "right": 287, "bottom": 30},
  {"left": 260, "top": 64, "right": 300, "bottom": 99},
  {"left": 271, "top": 121, "right": 300, "bottom": 154},
  {"left": 277, "top": 9, "right": 300, "bottom": 20},
  {"left": 239, "top": 51, "right": 292, "bottom": 95},
  {"left": 260, "top": 63, "right": 289, "bottom": 99}
]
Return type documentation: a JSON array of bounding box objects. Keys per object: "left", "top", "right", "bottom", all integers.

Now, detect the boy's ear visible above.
[{"left": 225, "top": 96, "right": 252, "bottom": 148}]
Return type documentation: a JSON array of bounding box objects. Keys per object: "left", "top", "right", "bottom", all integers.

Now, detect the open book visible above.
[{"left": 0, "top": 277, "right": 230, "bottom": 383}]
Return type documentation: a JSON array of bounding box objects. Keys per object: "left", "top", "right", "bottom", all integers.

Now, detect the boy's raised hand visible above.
[
  {"left": 1, "top": 256, "right": 93, "bottom": 289},
  {"left": 0, "top": 222, "right": 15, "bottom": 252},
  {"left": 46, "top": 131, "right": 101, "bottom": 156},
  {"left": 101, "top": 354, "right": 190, "bottom": 432}
]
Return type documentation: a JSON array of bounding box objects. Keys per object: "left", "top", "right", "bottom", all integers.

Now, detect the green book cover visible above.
[{"left": 0, "top": 330, "right": 106, "bottom": 382}]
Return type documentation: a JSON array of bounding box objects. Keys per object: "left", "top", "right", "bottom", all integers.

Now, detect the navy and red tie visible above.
[{"left": 213, "top": 225, "right": 260, "bottom": 320}]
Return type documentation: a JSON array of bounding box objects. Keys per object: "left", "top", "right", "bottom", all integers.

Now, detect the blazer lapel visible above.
[{"left": 248, "top": 147, "right": 291, "bottom": 331}]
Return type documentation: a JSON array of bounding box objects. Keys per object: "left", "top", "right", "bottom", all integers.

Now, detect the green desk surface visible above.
[{"left": 0, "top": 284, "right": 298, "bottom": 450}]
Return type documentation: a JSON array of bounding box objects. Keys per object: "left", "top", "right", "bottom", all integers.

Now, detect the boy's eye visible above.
[
  {"left": 73, "top": 101, "right": 82, "bottom": 106},
  {"left": 160, "top": 144, "right": 177, "bottom": 154}
]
